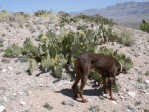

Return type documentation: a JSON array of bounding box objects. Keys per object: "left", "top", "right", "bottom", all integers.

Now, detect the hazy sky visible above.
[{"left": 0, "top": 0, "right": 149, "bottom": 14}]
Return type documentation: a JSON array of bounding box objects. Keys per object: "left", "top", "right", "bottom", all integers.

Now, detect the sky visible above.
[{"left": 0, "top": 0, "right": 149, "bottom": 14}]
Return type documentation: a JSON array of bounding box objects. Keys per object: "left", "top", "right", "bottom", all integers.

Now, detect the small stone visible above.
[
  {"left": 138, "top": 53, "right": 141, "bottom": 56},
  {"left": 8, "top": 66, "right": 13, "bottom": 70},
  {"left": 0, "top": 105, "right": 5, "bottom": 112},
  {"left": 116, "top": 99, "right": 119, "bottom": 103},
  {"left": 145, "top": 79, "right": 149, "bottom": 84},
  {"left": 77, "top": 105, "right": 81, "bottom": 107},
  {"left": 99, "top": 96, "right": 104, "bottom": 100},
  {"left": 0, "top": 100, "right": 5, "bottom": 104},
  {"left": 27, "top": 82, "right": 31, "bottom": 85},
  {"left": 126, "top": 88, "right": 129, "bottom": 92},
  {"left": 111, "top": 101, "right": 117, "bottom": 104},
  {"left": 128, "top": 91, "right": 136, "bottom": 98},
  {"left": 120, "top": 96, "right": 124, "bottom": 99},
  {"left": 2, "top": 69, "right": 7, "bottom": 72},
  {"left": 0, "top": 87, "right": 7, "bottom": 92},
  {"left": 22, "top": 109, "right": 31, "bottom": 112},
  {"left": 62, "top": 100, "right": 74, "bottom": 107},
  {"left": 55, "top": 26, "right": 60, "bottom": 30},
  {"left": 88, "top": 99, "right": 91, "bottom": 101},
  {"left": 144, "top": 109, "right": 149, "bottom": 112},
  {"left": 3, "top": 96, "right": 7, "bottom": 103},
  {"left": 127, "top": 104, "right": 134, "bottom": 110},
  {"left": 20, "top": 101, "right": 25, "bottom": 105},
  {"left": 18, "top": 91, "right": 23, "bottom": 95}
]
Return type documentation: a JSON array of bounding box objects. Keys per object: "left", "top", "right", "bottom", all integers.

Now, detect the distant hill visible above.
[{"left": 70, "top": 1, "right": 149, "bottom": 23}]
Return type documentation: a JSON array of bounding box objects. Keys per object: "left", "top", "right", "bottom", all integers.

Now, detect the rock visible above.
[
  {"left": 128, "top": 91, "right": 136, "bottom": 98},
  {"left": 0, "top": 100, "right": 5, "bottom": 104},
  {"left": 3, "top": 96, "right": 7, "bottom": 103},
  {"left": 109, "top": 42, "right": 117, "bottom": 46},
  {"left": 18, "top": 91, "right": 23, "bottom": 95},
  {"left": 138, "top": 53, "right": 142, "bottom": 56},
  {"left": 20, "top": 100, "right": 25, "bottom": 105},
  {"left": 127, "top": 104, "right": 134, "bottom": 110},
  {"left": 144, "top": 109, "right": 149, "bottom": 112},
  {"left": 111, "top": 101, "right": 117, "bottom": 104},
  {"left": 103, "top": 94, "right": 106, "bottom": 97},
  {"left": 0, "top": 87, "right": 7, "bottom": 92},
  {"left": 55, "top": 26, "right": 60, "bottom": 30},
  {"left": 53, "top": 80, "right": 60, "bottom": 84},
  {"left": 88, "top": 99, "right": 91, "bottom": 101},
  {"left": 0, "top": 105, "right": 5, "bottom": 112},
  {"left": 22, "top": 109, "right": 31, "bottom": 112},
  {"left": 92, "top": 108, "right": 96, "bottom": 112},
  {"left": 120, "top": 96, "right": 125, "bottom": 100},
  {"left": 77, "top": 105, "right": 81, "bottom": 107},
  {"left": 2, "top": 69, "right": 7, "bottom": 72},
  {"left": 99, "top": 96, "right": 104, "bottom": 100},
  {"left": 27, "top": 82, "right": 31, "bottom": 85},
  {"left": 8, "top": 66, "right": 13, "bottom": 70},
  {"left": 52, "top": 80, "right": 64, "bottom": 87},
  {"left": 126, "top": 88, "right": 129, "bottom": 92},
  {"left": 145, "top": 79, "right": 149, "bottom": 84},
  {"left": 62, "top": 100, "right": 74, "bottom": 107}
]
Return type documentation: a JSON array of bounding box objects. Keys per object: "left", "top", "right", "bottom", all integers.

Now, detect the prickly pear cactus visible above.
[
  {"left": 12, "top": 44, "right": 21, "bottom": 55},
  {"left": 98, "top": 46, "right": 133, "bottom": 70},
  {"left": 89, "top": 70, "right": 102, "bottom": 84},
  {"left": 49, "top": 46, "right": 56, "bottom": 58},
  {"left": 60, "top": 26, "right": 65, "bottom": 36},
  {"left": 37, "top": 34, "right": 45, "bottom": 43},
  {"left": 54, "top": 66, "right": 62, "bottom": 78},
  {"left": 86, "top": 30, "right": 94, "bottom": 41},
  {"left": 5, "top": 48, "right": 13, "bottom": 55},
  {"left": 24, "top": 37, "right": 33, "bottom": 46},
  {"left": 30, "top": 46, "right": 38, "bottom": 56},
  {"left": 41, "top": 58, "right": 51, "bottom": 70},
  {"left": 46, "top": 31, "right": 56, "bottom": 40},
  {"left": 29, "top": 58, "right": 38, "bottom": 74},
  {"left": 71, "top": 44, "right": 79, "bottom": 55},
  {"left": 39, "top": 44, "right": 45, "bottom": 55},
  {"left": 59, "top": 59, "right": 67, "bottom": 66}
]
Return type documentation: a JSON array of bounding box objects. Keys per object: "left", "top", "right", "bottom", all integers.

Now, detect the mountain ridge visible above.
[{"left": 70, "top": 1, "right": 149, "bottom": 23}]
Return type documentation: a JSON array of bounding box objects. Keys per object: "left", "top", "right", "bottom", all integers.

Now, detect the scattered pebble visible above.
[
  {"left": 128, "top": 91, "right": 136, "bottom": 98},
  {"left": 0, "top": 105, "right": 5, "bottom": 112},
  {"left": 20, "top": 101, "right": 25, "bottom": 105}
]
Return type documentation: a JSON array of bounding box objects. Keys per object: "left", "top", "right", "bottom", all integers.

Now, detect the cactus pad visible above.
[{"left": 54, "top": 67, "right": 62, "bottom": 78}]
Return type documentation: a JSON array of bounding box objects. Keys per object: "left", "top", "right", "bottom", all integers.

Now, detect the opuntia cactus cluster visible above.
[{"left": 4, "top": 21, "right": 132, "bottom": 79}]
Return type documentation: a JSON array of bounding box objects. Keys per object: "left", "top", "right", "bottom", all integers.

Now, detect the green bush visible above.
[{"left": 140, "top": 19, "right": 149, "bottom": 33}]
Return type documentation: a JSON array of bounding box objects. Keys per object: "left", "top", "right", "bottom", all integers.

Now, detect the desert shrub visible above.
[
  {"left": 140, "top": 19, "right": 149, "bottom": 33},
  {"left": 34, "top": 10, "right": 47, "bottom": 16},
  {"left": 119, "top": 28, "right": 134, "bottom": 46}
]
